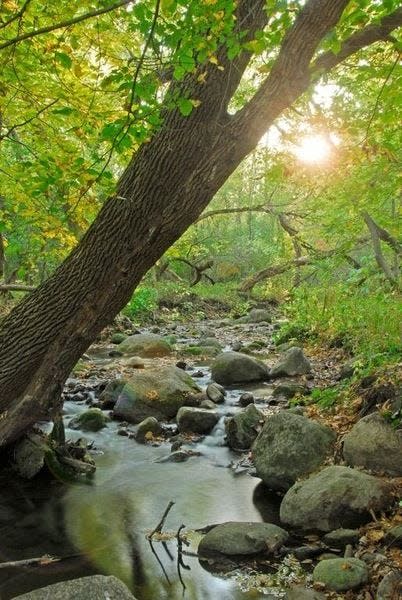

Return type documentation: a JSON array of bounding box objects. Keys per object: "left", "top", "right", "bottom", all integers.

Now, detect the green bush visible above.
[{"left": 123, "top": 286, "right": 158, "bottom": 321}]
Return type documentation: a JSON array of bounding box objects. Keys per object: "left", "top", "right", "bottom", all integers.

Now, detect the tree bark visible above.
[{"left": 0, "top": 0, "right": 399, "bottom": 446}]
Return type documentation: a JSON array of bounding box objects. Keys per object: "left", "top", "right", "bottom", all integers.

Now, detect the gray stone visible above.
[
  {"left": 198, "top": 522, "right": 288, "bottom": 557},
  {"left": 225, "top": 404, "right": 264, "bottom": 450},
  {"left": 248, "top": 308, "right": 272, "bottom": 323},
  {"left": 252, "top": 412, "right": 335, "bottom": 491},
  {"left": 206, "top": 382, "right": 226, "bottom": 403},
  {"left": 280, "top": 466, "right": 393, "bottom": 532},
  {"left": 13, "top": 575, "right": 137, "bottom": 599},
  {"left": 12, "top": 435, "right": 46, "bottom": 479},
  {"left": 177, "top": 407, "right": 220, "bottom": 434},
  {"left": 270, "top": 346, "right": 311, "bottom": 377},
  {"left": 118, "top": 333, "right": 172, "bottom": 357},
  {"left": 200, "top": 399, "right": 216, "bottom": 410},
  {"left": 313, "top": 557, "right": 368, "bottom": 592},
  {"left": 323, "top": 528, "right": 360, "bottom": 548},
  {"left": 285, "top": 586, "right": 326, "bottom": 600},
  {"left": 124, "top": 356, "right": 145, "bottom": 369},
  {"left": 99, "top": 379, "right": 127, "bottom": 408},
  {"left": 239, "top": 392, "right": 254, "bottom": 407},
  {"left": 198, "top": 337, "right": 223, "bottom": 349},
  {"left": 113, "top": 366, "right": 200, "bottom": 423},
  {"left": 376, "top": 571, "right": 402, "bottom": 600},
  {"left": 384, "top": 524, "right": 402, "bottom": 548},
  {"left": 343, "top": 412, "right": 402, "bottom": 476},
  {"left": 69, "top": 408, "right": 109, "bottom": 432},
  {"left": 272, "top": 383, "right": 307, "bottom": 399},
  {"left": 211, "top": 352, "right": 269, "bottom": 385},
  {"left": 136, "top": 417, "right": 163, "bottom": 442}
]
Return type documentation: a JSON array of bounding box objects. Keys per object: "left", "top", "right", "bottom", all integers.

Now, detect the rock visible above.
[
  {"left": 110, "top": 332, "right": 127, "bottom": 344},
  {"left": 12, "top": 435, "right": 46, "bottom": 479},
  {"left": 285, "top": 586, "right": 326, "bottom": 600},
  {"left": 239, "top": 392, "right": 254, "bottom": 407},
  {"left": 124, "top": 356, "right": 145, "bottom": 369},
  {"left": 280, "top": 466, "right": 393, "bottom": 532},
  {"left": 176, "top": 360, "right": 187, "bottom": 370},
  {"left": 343, "top": 412, "right": 402, "bottom": 476},
  {"left": 198, "top": 522, "right": 288, "bottom": 557},
  {"left": 252, "top": 412, "right": 335, "bottom": 491},
  {"left": 231, "top": 341, "right": 242, "bottom": 351},
  {"left": 156, "top": 450, "right": 192, "bottom": 463},
  {"left": 206, "top": 382, "right": 225, "bottom": 403},
  {"left": 313, "top": 557, "right": 368, "bottom": 592},
  {"left": 99, "top": 379, "right": 127, "bottom": 409},
  {"left": 323, "top": 528, "right": 360, "bottom": 549},
  {"left": 270, "top": 347, "right": 311, "bottom": 377},
  {"left": 118, "top": 333, "right": 172, "bottom": 357},
  {"left": 272, "top": 383, "right": 307, "bottom": 399},
  {"left": 12, "top": 575, "right": 137, "bottom": 599},
  {"left": 69, "top": 408, "right": 109, "bottom": 432},
  {"left": 384, "top": 524, "right": 402, "bottom": 548},
  {"left": 136, "top": 417, "right": 163, "bottom": 442},
  {"left": 108, "top": 349, "right": 123, "bottom": 358},
  {"left": 113, "top": 367, "right": 200, "bottom": 423},
  {"left": 225, "top": 404, "right": 264, "bottom": 450},
  {"left": 177, "top": 407, "right": 219, "bottom": 434},
  {"left": 248, "top": 308, "right": 272, "bottom": 323},
  {"left": 183, "top": 345, "right": 220, "bottom": 357},
  {"left": 338, "top": 359, "right": 358, "bottom": 380},
  {"left": 376, "top": 571, "right": 402, "bottom": 600},
  {"left": 198, "top": 337, "right": 223, "bottom": 349},
  {"left": 200, "top": 399, "right": 216, "bottom": 410},
  {"left": 211, "top": 352, "right": 269, "bottom": 385}
]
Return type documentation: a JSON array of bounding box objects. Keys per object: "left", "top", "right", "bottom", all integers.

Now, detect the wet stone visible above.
[{"left": 313, "top": 557, "right": 368, "bottom": 592}]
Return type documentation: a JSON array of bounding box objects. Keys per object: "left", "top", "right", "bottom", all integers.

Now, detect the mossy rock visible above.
[
  {"left": 69, "top": 408, "right": 109, "bottom": 432},
  {"left": 313, "top": 558, "right": 368, "bottom": 592},
  {"left": 110, "top": 332, "right": 127, "bottom": 344},
  {"left": 118, "top": 334, "right": 172, "bottom": 358}
]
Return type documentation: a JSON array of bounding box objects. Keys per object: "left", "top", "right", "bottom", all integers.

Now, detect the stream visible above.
[{"left": 0, "top": 319, "right": 296, "bottom": 600}]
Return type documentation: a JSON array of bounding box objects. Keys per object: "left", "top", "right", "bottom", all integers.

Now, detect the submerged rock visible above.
[
  {"left": 13, "top": 575, "right": 137, "bottom": 599},
  {"left": 280, "top": 466, "right": 393, "bottom": 532},
  {"left": 252, "top": 412, "right": 335, "bottom": 491},
  {"left": 225, "top": 404, "right": 264, "bottom": 450},
  {"left": 113, "top": 366, "right": 200, "bottom": 423},
  {"left": 270, "top": 346, "right": 311, "bottom": 377},
  {"left": 313, "top": 557, "right": 368, "bottom": 592},
  {"left": 177, "top": 407, "right": 219, "bottom": 434},
  {"left": 118, "top": 333, "right": 172, "bottom": 357},
  {"left": 211, "top": 351, "right": 269, "bottom": 385},
  {"left": 343, "top": 412, "right": 402, "bottom": 476},
  {"left": 198, "top": 521, "right": 288, "bottom": 557},
  {"left": 69, "top": 408, "right": 109, "bottom": 432}
]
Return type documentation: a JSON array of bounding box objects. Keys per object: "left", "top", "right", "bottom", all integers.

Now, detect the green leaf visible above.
[
  {"left": 177, "top": 97, "right": 194, "bottom": 116},
  {"left": 54, "top": 52, "right": 72, "bottom": 69}
]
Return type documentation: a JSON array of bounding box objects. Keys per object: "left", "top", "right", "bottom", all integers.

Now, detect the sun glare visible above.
[{"left": 293, "top": 135, "right": 332, "bottom": 164}]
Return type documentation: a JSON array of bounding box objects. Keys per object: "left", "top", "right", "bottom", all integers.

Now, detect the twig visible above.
[
  {"left": 176, "top": 524, "right": 189, "bottom": 592},
  {"left": 148, "top": 500, "right": 175, "bottom": 539},
  {"left": 148, "top": 540, "right": 171, "bottom": 584},
  {"left": 0, "top": 553, "right": 81, "bottom": 570}
]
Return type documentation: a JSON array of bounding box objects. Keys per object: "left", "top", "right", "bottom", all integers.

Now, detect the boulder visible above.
[
  {"left": 118, "top": 333, "right": 172, "bottom": 357},
  {"left": 206, "top": 382, "right": 225, "bottom": 403},
  {"left": 252, "top": 412, "right": 335, "bottom": 491},
  {"left": 113, "top": 367, "right": 200, "bottom": 423},
  {"left": 12, "top": 435, "right": 46, "bottom": 479},
  {"left": 272, "top": 383, "right": 307, "bottom": 399},
  {"left": 13, "top": 575, "right": 137, "bottom": 599},
  {"left": 198, "top": 522, "right": 288, "bottom": 557},
  {"left": 69, "top": 408, "right": 109, "bottom": 432},
  {"left": 323, "top": 528, "right": 360, "bottom": 549},
  {"left": 343, "top": 412, "right": 402, "bottom": 476},
  {"left": 313, "top": 558, "right": 368, "bottom": 592},
  {"left": 225, "top": 404, "right": 264, "bottom": 450},
  {"left": 270, "top": 347, "right": 311, "bottom": 377},
  {"left": 248, "top": 308, "right": 272, "bottom": 323},
  {"left": 280, "top": 466, "right": 393, "bottom": 532},
  {"left": 99, "top": 379, "right": 127, "bottom": 409},
  {"left": 136, "top": 417, "right": 163, "bottom": 442},
  {"left": 177, "top": 407, "right": 219, "bottom": 434},
  {"left": 376, "top": 571, "right": 402, "bottom": 600},
  {"left": 211, "top": 352, "right": 269, "bottom": 385},
  {"left": 239, "top": 392, "right": 254, "bottom": 407}
]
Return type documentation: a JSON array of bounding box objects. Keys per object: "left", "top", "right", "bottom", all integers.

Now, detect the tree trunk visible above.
[{"left": 0, "top": 0, "right": 399, "bottom": 446}]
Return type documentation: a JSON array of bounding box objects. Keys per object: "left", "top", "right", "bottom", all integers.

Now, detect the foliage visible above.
[{"left": 122, "top": 286, "right": 158, "bottom": 321}]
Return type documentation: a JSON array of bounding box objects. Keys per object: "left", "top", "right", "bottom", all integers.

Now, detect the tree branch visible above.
[
  {"left": 0, "top": 0, "right": 32, "bottom": 31},
  {"left": 0, "top": 0, "right": 133, "bottom": 50}
]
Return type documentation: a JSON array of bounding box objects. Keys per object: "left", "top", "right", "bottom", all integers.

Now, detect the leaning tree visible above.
[{"left": 0, "top": 0, "right": 401, "bottom": 446}]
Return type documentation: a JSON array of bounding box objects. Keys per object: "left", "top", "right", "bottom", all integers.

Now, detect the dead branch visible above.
[{"left": 148, "top": 500, "right": 175, "bottom": 539}]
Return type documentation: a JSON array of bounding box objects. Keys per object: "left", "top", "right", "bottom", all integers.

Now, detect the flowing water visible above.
[{"left": 0, "top": 322, "right": 288, "bottom": 599}]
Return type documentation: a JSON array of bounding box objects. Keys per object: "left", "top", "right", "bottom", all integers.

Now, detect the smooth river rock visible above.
[
  {"left": 113, "top": 366, "right": 200, "bottom": 423},
  {"left": 211, "top": 351, "right": 269, "bottom": 385},
  {"left": 252, "top": 412, "right": 335, "bottom": 491},
  {"left": 270, "top": 346, "right": 312, "bottom": 377},
  {"left": 13, "top": 575, "right": 137, "bottom": 599},
  {"left": 177, "top": 406, "right": 219, "bottom": 434},
  {"left": 198, "top": 521, "right": 289, "bottom": 557},
  {"left": 225, "top": 404, "right": 265, "bottom": 450},
  {"left": 280, "top": 466, "right": 393, "bottom": 532},
  {"left": 313, "top": 557, "right": 368, "bottom": 592},
  {"left": 118, "top": 333, "right": 172, "bottom": 357},
  {"left": 343, "top": 412, "right": 402, "bottom": 476}
]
